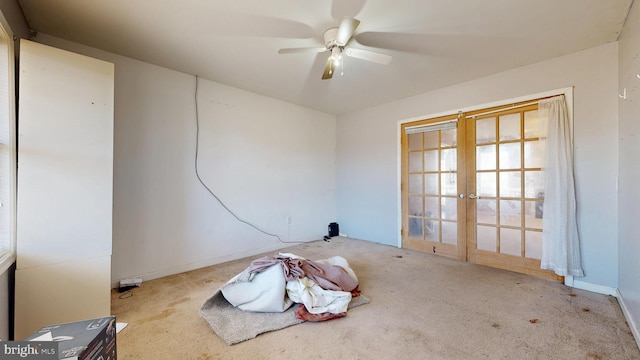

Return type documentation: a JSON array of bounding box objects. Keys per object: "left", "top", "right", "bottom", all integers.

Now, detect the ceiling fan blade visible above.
[
  {"left": 321, "top": 57, "right": 334, "bottom": 80},
  {"left": 345, "top": 48, "right": 392, "bottom": 65},
  {"left": 336, "top": 17, "right": 360, "bottom": 46},
  {"left": 278, "top": 47, "right": 327, "bottom": 54}
]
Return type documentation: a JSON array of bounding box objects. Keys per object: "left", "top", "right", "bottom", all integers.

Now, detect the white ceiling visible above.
[{"left": 17, "top": 0, "right": 633, "bottom": 115}]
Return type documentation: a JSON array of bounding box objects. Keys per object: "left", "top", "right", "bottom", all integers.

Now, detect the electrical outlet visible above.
[{"left": 286, "top": 216, "right": 292, "bottom": 224}]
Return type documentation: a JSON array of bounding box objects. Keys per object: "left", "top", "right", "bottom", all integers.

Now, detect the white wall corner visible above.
[{"left": 617, "top": 289, "right": 640, "bottom": 351}]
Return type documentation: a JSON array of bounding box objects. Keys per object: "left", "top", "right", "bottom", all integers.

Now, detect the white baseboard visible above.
[
  {"left": 570, "top": 279, "right": 618, "bottom": 296},
  {"left": 617, "top": 289, "right": 640, "bottom": 351},
  {"left": 111, "top": 242, "right": 300, "bottom": 288}
]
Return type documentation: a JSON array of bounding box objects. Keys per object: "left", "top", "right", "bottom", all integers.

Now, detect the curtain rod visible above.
[
  {"left": 466, "top": 101, "right": 538, "bottom": 119},
  {"left": 466, "top": 95, "right": 560, "bottom": 119}
]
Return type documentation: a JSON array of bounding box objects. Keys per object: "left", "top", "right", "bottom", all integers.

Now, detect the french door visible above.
[
  {"left": 402, "top": 114, "right": 466, "bottom": 260},
  {"left": 401, "top": 101, "right": 561, "bottom": 281}
]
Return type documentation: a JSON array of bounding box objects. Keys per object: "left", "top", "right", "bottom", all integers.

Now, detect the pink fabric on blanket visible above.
[
  {"left": 246, "top": 256, "right": 305, "bottom": 281},
  {"left": 294, "top": 303, "right": 346, "bottom": 322},
  {"left": 300, "top": 260, "right": 358, "bottom": 292},
  {"left": 246, "top": 255, "right": 358, "bottom": 292}
]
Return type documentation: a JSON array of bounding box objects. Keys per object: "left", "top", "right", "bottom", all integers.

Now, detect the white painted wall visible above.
[
  {"left": 617, "top": 0, "right": 640, "bottom": 345},
  {"left": 337, "top": 43, "right": 619, "bottom": 289},
  {"left": 34, "top": 34, "right": 337, "bottom": 285}
]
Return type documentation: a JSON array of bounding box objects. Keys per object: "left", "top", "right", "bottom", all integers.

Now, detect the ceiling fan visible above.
[{"left": 277, "top": 17, "right": 392, "bottom": 80}]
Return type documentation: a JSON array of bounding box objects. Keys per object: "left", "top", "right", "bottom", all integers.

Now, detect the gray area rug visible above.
[{"left": 200, "top": 289, "right": 370, "bottom": 345}]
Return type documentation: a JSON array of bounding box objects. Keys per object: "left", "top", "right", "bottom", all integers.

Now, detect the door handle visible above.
[{"left": 468, "top": 193, "right": 479, "bottom": 199}]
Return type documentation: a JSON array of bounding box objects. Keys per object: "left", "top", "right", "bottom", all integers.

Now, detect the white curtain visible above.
[{"left": 539, "top": 95, "right": 584, "bottom": 277}]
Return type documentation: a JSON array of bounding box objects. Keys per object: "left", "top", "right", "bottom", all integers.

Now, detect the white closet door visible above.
[{"left": 15, "top": 40, "right": 114, "bottom": 339}]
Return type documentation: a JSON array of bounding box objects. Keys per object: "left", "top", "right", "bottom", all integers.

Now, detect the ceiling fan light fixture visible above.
[
  {"left": 278, "top": 17, "right": 391, "bottom": 80},
  {"left": 330, "top": 47, "right": 342, "bottom": 66}
]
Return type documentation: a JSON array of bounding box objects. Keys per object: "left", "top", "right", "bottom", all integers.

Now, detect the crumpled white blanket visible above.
[
  {"left": 220, "top": 253, "right": 358, "bottom": 315},
  {"left": 221, "top": 261, "right": 294, "bottom": 313},
  {"left": 283, "top": 254, "right": 358, "bottom": 315}
]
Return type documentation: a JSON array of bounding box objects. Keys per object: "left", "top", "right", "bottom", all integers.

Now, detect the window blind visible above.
[{"left": 404, "top": 119, "right": 457, "bottom": 134}]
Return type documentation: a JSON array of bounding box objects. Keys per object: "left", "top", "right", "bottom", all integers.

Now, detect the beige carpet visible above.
[{"left": 111, "top": 237, "right": 640, "bottom": 359}]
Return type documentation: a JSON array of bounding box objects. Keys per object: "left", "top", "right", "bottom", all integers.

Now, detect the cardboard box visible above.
[{"left": 25, "top": 316, "right": 116, "bottom": 360}]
